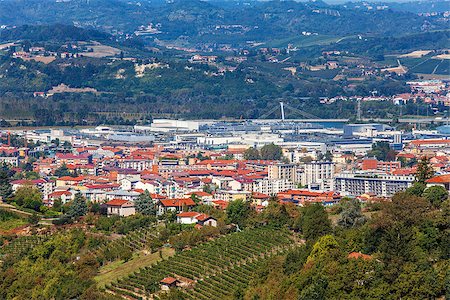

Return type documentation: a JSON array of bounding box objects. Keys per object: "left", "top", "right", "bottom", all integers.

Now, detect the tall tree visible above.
[
  {"left": 226, "top": 199, "right": 250, "bottom": 228},
  {"left": 337, "top": 198, "right": 366, "bottom": 228},
  {"left": 14, "top": 185, "right": 42, "bottom": 211},
  {"left": 260, "top": 143, "right": 283, "bottom": 160},
  {"left": 243, "top": 147, "right": 260, "bottom": 160},
  {"left": 0, "top": 170, "right": 13, "bottom": 201},
  {"left": 135, "top": 190, "right": 156, "bottom": 215},
  {"left": 54, "top": 163, "right": 71, "bottom": 177},
  {"left": 422, "top": 186, "right": 448, "bottom": 208},
  {"left": 300, "top": 203, "right": 331, "bottom": 241},
  {"left": 67, "top": 192, "right": 88, "bottom": 219},
  {"left": 415, "top": 156, "right": 434, "bottom": 184}
]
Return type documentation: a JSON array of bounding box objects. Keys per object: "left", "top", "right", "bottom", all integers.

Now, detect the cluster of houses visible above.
[{"left": 0, "top": 130, "right": 449, "bottom": 223}]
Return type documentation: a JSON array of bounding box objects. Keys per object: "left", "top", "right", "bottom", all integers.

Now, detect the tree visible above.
[
  {"left": 134, "top": 190, "right": 156, "bottom": 215},
  {"left": 28, "top": 212, "right": 41, "bottom": 226},
  {"left": 300, "top": 203, "right": 331, "bottom": 241},
  {"left": 67, "top": 192, "right": 88, "bottom": 219},
  {"left": 405, "top": 182, "right": 426, "bottom": 196},
  {"left": 422, "top": 186, "right": 448, "bottom": 208},
  {"left": 243, "top": 147, "right": 260, "bottom": 160},
  {"left": 337, "top": 198, "right": 366, "bottom": 228},
  {"left": 261, "top": 201, "right": 290, "bottom": 227},
  {"left": 260, "top": 143, "right": 283, "bottom": 160},
  {"left": 54, "top": 163, "right": 71, "bottom": 177},
  {"left": 14, "top": 185, "right": 43, "bottom": 211},
  {"left": 415, "top": 156, "right": 434, "bottom": 184},
  {"left": 306, "top": 235, "right": 340, "bottom": 264},
  {"left": 226, "top": 199, "right": 250, "bottom": 228},
  {"left": 368, "top": 141, "right": 394, "bottom": 161},
  {"left": 324, "top": 151, "right": 333, "bottom": 161},
  {"left": 0, "top": 170, "right": 13, "bottom": 201}
]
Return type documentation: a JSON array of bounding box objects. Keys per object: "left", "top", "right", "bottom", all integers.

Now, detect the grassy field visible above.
[{"left": 95, "top": 247, "right": 175, "bottom": 288}]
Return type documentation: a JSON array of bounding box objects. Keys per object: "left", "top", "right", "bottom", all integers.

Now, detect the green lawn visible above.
[{"left": 95, "top": 247, "right": 175, "bottom": 288}]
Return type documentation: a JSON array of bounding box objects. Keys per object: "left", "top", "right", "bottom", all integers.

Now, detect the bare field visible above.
[{"left": 399, "top": 50, "right": 432, "bottom": 58}]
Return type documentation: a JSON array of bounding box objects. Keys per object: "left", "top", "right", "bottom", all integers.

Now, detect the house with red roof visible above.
[
  {"left": 160, "top": 277, "right": 178, "bottom": 291},
  {"left": 56, "top": 176, "right": 85, "bottom": 187},
  {"left": 212, "top": 200, "right": 228, "bottom": 210},
  {"left": 106, "top": 199, "right": 136, "bottom": 217},
  {"left": 158, "top": 198, "right": 196, "bottom": 215},
  {"left": 278, "top": 189, "right": 341, "bottom": 206},
  {"left": 176, "top": 211, "right": 217, "bottom": 227},
  {"left": 426, "top": 174, "right": 450, "bottom": 192},
  {"left": 55, "top": 152, "right": 92, "bottom": 166},
  {"left": 47, "top": 190, "right": 73, "bottom": 205}
]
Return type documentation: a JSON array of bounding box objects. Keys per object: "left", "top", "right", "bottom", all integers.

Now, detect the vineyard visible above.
[
  {"left": 0, "top": 234, "right": 49, "bottom": 257},
  {"left": 104, "top": 227, "right": 298, "bottom": 299},
  {"left": 88, "top": 224, "right": 161, "bottom": 263}
]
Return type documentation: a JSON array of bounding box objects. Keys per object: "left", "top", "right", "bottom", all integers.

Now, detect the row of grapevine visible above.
[
  {"left": 104, "top": 227, "right": 294, "bottom": 299},
  {"left": 88, "top": 225, "right": 160, "bottom": 262},
  {"left": 182, "top": 248, "right": 291, "bottom": 300},
  {"left": 0, "top": 235, "right": 49, "bottom": 257}
]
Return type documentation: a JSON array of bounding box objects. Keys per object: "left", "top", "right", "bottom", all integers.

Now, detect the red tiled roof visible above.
[
  {"left": 195, "top": 213, "right": 211, "bottom": 222},
  {"left": 58, "top": 176, "right": 84, "bottom": 182},
  {"left": 84, "top": 184, "right": 120, "bottom": 189},
  {"left": 177, "top": 211, "right": 201, "bottom": 218},
  {"left": 252, "top": 192, "right": 270, "bottom": 199},
  {"left": 48, "top": 191, "right": 72, "bottom": 198},
  {"left": 426, "top": 174, "right": 450, "bottom": 184},
  {"left": 106, "top": 199, "right": 130, "bottom": 206},
  {"left": 160, "top": 198, "right": 196, "bottom": 207},
  {"left": 160, "top": 277, "right": 177, "bottom": 285},
  {"left": 212, "top": 200, "right": 228, "bottom": 209},
  {"left": 186, "top": 191, "right": 212, "bottom": 197},
  {"left": 410, "top": 139, "right": 450, "bottom": 146}
]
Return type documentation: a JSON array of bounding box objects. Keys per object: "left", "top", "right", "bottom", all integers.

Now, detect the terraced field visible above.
[{"left": 104, "top": 227, "right": 298, "bottom": 299}]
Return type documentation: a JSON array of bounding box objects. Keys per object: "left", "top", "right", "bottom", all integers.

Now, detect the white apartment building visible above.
[
  {"left": 300, "top": 161, "right": 335, "bottom": 190},
  {"left": 333, "top": 172, "right": 414, "bottom": 197},
  {"left": 252, "top": 179, "right": 295, "bottom": 195}
]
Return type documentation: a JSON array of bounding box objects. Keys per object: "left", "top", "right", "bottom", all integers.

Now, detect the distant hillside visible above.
[
  {"left": 0, "top": 0, "right": 446, "bottom": 46},
  {"left": 0, "top": 24, "right": 111, "bottom": 42}
]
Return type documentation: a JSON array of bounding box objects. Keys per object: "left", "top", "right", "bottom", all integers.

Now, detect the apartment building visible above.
[
  {"left": 268, "top": 163, "right": 296, "bottom": 182},
  {"left": 334, "top": 172, "right": 414, "bottom": 197},
  {"left": 300, "top": 161, "right": 335, "bottom": 190}
]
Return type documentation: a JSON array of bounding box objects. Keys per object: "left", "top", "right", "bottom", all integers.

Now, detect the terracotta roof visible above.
[
  {"left": 426, "top": 174, "right": 450, "bottom": 184},
  {"left": 195, "top": 213, "right": 212, "bottom": 222},
  {"left": 410, "top": 139, "right": 450, "bottom": 146},
  {"left": 252, "top": 192, "right": 270, "bottom": 199},
  {"left": 48, "top": 191, "right": 72, "bottom": 198},
  {"left": 160, "top": 277, "right": 177, "bottom": 285},
  {"left": 212, "top": 200, "right": 228, "bottom": 209},
  {"left": 186, "top": 191, "right": 212, "bottom": 197},
  {"left": 58, "top": 176, "right": 84, "bottom": 182},
  {"left": 106, "top": 199, "right": 131, "bottom": 206},
  {"left": 160, "top": 198, "right": 196, "bottom": 207},
  {"left": 177, "top": 211, "right": 201, "bottom": 218}
]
